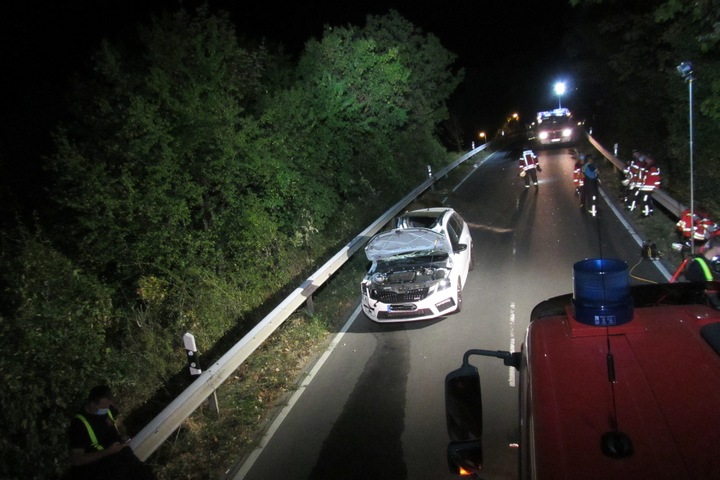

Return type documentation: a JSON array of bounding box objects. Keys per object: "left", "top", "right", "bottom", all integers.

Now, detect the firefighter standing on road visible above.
[
  {"left": 518, "top": 149, "right": 540, "bottom": 188},
  {"left": 637, "top": 156, "right": 662, "bottom": 217},
  {"left": 581, "top": 154, "right": 599, "bottom": 216},
  {"left": 573, "top": 154, "right": 584, "bottom": 197},
  {"left": 625, "top": 150, "right": 645, "bottom": 211}
]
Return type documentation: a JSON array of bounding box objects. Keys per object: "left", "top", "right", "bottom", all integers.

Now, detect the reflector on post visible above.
[{"left": 183, "top": 332, "right": 202, "bottom": 376}]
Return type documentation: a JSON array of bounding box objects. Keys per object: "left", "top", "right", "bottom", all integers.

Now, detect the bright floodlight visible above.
[{"left": 677, "top": 62, "right": 693, "bottom": 81}]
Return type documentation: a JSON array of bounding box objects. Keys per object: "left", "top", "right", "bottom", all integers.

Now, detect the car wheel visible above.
[
  {"left": 468, "top": 244, "right": 475, "bottom": 271},
  {"left": 455, "top": 278, "right": 463, "bottom": 313}
]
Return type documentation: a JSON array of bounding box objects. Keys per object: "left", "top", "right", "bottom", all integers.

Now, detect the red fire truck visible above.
[
  {"left": 445, "top": 258, "right": 720, "bottom": 479},
  {"left": 535, "top": 108, "right": 575, "bottom": 145}
]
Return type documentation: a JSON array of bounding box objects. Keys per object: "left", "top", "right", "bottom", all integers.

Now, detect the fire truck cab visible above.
[
  {"left": 445, "top": 258, "right": 720, "bottom": 479},
  {"left": 535, "top": 108, "right": 575, "bottom": 145}
]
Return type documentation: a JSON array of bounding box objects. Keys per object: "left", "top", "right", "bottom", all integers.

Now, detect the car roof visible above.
[
  {"left": 527, "top": 303, "right": 720, "bottom": 479},
  {"left": 397, "top": 208, "right": 454, "bottom": 229},
  {"left": 400, "top": 207, "right": 453, "bottom": 218}
]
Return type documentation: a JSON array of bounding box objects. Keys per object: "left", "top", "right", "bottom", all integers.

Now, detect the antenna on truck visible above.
[
  {"left": 601, "top": 338, "right": 634, "bottom": 457},
  {"left": 572, "top": 257, "right": 635, "bottom": 458}
]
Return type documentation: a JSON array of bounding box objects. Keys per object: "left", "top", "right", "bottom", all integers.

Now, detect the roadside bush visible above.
[{"left": 0, "top": 232, "right": 115, "bottom": 479}]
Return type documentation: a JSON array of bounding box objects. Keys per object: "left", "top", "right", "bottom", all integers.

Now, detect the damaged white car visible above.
[{"left": 361, "top": 208, "right": 474, "bottom": 323}]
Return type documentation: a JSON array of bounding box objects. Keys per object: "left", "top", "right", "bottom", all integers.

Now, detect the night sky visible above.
[{"left": 1, "top": 0, "right": 576, "bottom": 183}]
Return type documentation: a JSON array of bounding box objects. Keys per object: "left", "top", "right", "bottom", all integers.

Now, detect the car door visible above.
[{"left": 447, "top": 213, "right": 472, "bottom": 288}]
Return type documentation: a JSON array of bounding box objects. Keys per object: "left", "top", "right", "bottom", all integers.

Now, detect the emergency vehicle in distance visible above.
[
  {"left": 445, "top": 258, "right": 720, "bottom": 479},
  {"left": 534, "top": 108, "right": 575, "bottom": 145}
]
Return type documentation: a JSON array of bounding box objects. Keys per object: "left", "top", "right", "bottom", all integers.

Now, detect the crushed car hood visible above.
[{"left": 365, "top": 228, "right": 452, "bottom": 261}]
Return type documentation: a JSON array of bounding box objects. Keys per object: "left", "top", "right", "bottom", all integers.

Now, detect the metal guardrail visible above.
[
  {"left": 586, "top": 133, "right": 685, "bottom": 218},
  {"left": 129, "top": 143, "right": 491, "bottom": 460}
]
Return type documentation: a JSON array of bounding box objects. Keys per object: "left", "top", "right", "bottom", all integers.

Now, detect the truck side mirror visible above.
[
  {"left": 445, "top": 362, "right": 484, "bottom": 476},
  {"left": 445, "top": 362, "right": 483, "bottom": 441}
]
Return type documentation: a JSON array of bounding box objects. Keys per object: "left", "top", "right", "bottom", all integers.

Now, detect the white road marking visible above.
[
  {"left": 508, "top": 302, "right": 516, "bottom": 387},
  {"left": 230, "top": 304, "right": 362, "bottom": 479}
]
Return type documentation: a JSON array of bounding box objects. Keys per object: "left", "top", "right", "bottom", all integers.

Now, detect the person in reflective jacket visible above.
[
  {"left": 67, "top": 385, "right": 155, "bottom": 480},
  {"left": 518, "top": 149, "right": 540, "bottom": 188},
  {"left": 573, "top": 154, "right": 584, "bottom": 197},
  {"left": 581, "top": 155, "right": 599, "bottom": 216},
  {"left": 637, "top": 156, "right": 662, "bottom": 217},
  {"left": 685, "top": 243, "right": 720, "bottom": 308},
  {"left": 623, "top": 149, "right": 645, "bottom": 209}
]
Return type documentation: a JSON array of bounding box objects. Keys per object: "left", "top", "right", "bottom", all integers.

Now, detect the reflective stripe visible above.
[
  {"left": 75, "top": 410, "right": 116, "bottom": 451},
  {"left": 693, "top": 257, "right": 714, "bottom": 282}
]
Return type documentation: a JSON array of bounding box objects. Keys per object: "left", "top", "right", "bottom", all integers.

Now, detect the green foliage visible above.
[
  {"left": 1, "top": 6, "right": 464, "bottom": 478},
  {"left": 364, "top": 10, "right": 463, "bottom": 129},
  {"left": 295, "top": 23, "right": 413, "bottom": 197},
  {"left": 258, "top": 10, "right": 462, "bottom": 209},
  {"left": 0, "top": 232, "right": 115, "bottom": 478},
  {"left": 48, "top": 8, "right": 269, "bottom": 282}
]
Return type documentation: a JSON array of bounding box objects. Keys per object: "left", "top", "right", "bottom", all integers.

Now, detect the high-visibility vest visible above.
[
  {"left": 690, "top": 256, "right": 714, "bottom": 282},
  {"left": 75, "top": 410, "right": 116, "bottom": 451}
]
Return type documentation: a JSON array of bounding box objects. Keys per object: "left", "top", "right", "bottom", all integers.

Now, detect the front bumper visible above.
[{"left": 360, "top": 290, "right": 458, "bottom": 323}]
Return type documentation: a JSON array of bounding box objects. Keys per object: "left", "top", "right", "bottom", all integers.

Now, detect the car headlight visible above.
[
  {"left": 562, "top": 128, "right": 573, "bottom": 137},
  {"left": 538, "top": 131, "right": 549, "bottom": 140},
  {"left": 437, "top": 278, "right": 452, "bottom": 291}
]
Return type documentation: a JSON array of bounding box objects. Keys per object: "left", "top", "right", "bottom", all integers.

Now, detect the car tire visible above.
[
  {"left": 455, "top": 278, "right": 463, "bottom": 313},
  {"left": 468, "top": 244, "right": 475, "bottom": 271}
]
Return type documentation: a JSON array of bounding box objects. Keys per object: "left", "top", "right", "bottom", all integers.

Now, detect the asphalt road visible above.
[{"left": 233, "top": 146, "right": 668, "bottom": 480}]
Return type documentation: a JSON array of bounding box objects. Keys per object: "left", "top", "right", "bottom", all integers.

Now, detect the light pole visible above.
[
  {"left": 554, "top": 82, "right": 566, "bottom": 109},
  {"left": 677, "top": 61, "right": 695, "bottom": 253}
]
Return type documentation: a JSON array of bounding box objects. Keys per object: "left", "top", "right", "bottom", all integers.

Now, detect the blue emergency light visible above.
[{"left": 572, "top": 258, "right": 634, "bottom": 326}]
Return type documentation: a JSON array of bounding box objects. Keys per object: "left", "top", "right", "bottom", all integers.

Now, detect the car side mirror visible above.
[{"left": 455, "top": 243, "right": 468, "bottom": 253}]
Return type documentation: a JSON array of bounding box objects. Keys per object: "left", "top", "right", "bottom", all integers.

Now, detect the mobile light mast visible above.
[{"left": 677, "top": 61, "right": 695, "bottom": 254}]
